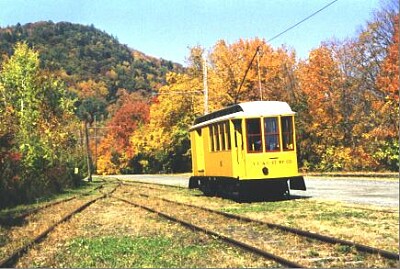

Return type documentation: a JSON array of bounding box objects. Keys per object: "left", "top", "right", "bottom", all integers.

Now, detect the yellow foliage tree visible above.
[
  {"left": 210, "top": 38, "right": 297, "bottom": 104},
  {"left": 130, "top": 72, "right": 202, "bottom": 172}
]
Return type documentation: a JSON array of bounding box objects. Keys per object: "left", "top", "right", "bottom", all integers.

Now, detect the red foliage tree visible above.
[{"left": 97, "top": 93, "right": 149, "bottom": 174}]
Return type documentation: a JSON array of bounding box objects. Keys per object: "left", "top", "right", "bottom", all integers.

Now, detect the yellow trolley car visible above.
[{"left": 188, "top": 101, "right": 306, "bottom": 199}]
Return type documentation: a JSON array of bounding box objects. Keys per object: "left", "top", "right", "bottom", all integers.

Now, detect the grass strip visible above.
[{"left": 55, "top": 235, "right": 222, "bottom": 268}]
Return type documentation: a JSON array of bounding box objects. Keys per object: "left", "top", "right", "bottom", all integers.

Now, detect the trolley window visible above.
[
  {"left": 219, "top": 122, "right": 226, "bottom": 151},
  {"left": 281, "top": 116, "right": 294, "bottom": 151},
  {"left": 246, "top": 118, "right": 262, "bottom": 152},
  {"left": 214, "top": 124, "right": 220, "bottom": 151},
  {"left": 225, "top": 121, "right": 231, "bottom": 150},
  {"left": 209, "top": 126, "right": 215, "bottom": 152},
  {"left": 233, "top": 119, "right": 243, "bottom": 150},
  {"left": 264, "top": 117, "right": 280, "bottom": 152}
]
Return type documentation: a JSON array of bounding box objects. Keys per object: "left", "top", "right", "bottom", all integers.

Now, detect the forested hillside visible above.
[
  {"left": 0, "top": 21, "right": 183, "bottom": 101},
  {"left": 0, "top": 21, "right": 183, "bottom": 208}
]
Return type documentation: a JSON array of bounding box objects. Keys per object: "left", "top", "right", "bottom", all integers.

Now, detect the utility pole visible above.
[
  {"left": 203, "top": 57, "right": 209, "bottom": 115},
  {"left": 94, "top": 115, "right": 98, "bottom": 175},
  {"left": 84, "top": 121, "right": 93, "bottom": 182}
]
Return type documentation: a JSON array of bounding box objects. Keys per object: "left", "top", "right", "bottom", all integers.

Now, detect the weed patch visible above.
[{"left": 55, "top": 235, "right": 232, "bottom": 268}]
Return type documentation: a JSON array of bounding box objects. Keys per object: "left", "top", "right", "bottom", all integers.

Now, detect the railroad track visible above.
[
  {"left": 0, "top": 183, "right": 119, "bottom": 268},
  {"left": 0, "top": 183, "right": 104, "bottom": 226},
  {"left": 115, "top": 184, "right": 399, "bottom": 268}
]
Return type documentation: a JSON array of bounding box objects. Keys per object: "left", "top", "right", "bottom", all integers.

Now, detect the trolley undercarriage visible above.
[{"left": 189, "top": 176, "right": 306, "bottom": 201}]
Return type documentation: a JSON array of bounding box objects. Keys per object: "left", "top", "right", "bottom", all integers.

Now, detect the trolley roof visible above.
[{"left": 190, "top": 101, "right": 295, "bottom": 130}]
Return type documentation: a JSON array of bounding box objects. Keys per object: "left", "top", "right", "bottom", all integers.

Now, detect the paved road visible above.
[
  {"left": 291, "top": 177, "right": 399, "bottom": 208},
  {"left": 105, "top": 174, "right": 399, "bottom": 209}
]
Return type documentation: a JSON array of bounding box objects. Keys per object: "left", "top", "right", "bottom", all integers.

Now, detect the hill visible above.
[{"left": 0, "top": 21, "right": 184, "bottom": 101}]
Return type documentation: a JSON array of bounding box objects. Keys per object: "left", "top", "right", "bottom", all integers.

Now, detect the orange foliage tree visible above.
[{"left": 296, "top": 46, "right": 347, "bottom": 170}]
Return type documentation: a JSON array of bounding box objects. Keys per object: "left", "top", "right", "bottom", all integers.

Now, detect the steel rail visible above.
[
  {"left": 0, "top": 196, "right": 76, "bottom": 226},
  {"left": 114, "top": 196, "right": 304, "bottom": 268},
  {"left": 119, "top": 179, "right": 185, "bottom": 190},
  {"left": 0, "top": 183, "right": 105, "bottom": 226},
  {"left": 145, "top": 194, "right": 399, "bottom": 261},
  {"left": 0, "top": 183, "right": 118, "bottom": 268}
]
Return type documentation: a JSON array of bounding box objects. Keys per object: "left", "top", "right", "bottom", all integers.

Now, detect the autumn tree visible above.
[
  {"left": 296, "top": 46, "right": 347, "bottom": 170},
  {"left": 296, "top": 0, "right": 399, "bottom": 171},
  {"left": 210, "top": 38, "right": 297, "bottom": 105},
  {"left": 131, "top": 72, "right": 202, "bottom": 173},
  {"left": 211, "top": 38, "right": 266, "bottom": 103},
  {"left": 372, "top": 13, "right": 399, "bottom": 170},
  {"left": 96, "top": 91, "right": 149, "bottom": 174},
  {"left": 333, "top": 1, "right": 399, "bottom": 171},
  {"left": 129, "top": 46, "right": 210, "bottom": 173}
]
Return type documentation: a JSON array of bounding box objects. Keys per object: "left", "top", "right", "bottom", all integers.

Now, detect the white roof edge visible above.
[
  {"left": 238, "top": 101, "right": 294, "bottom": 115},
  {"left": 190, "top": 101, "right": 295, "bottom": 130}
]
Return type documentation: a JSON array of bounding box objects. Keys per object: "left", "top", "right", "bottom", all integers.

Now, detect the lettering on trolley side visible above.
[{"left": 252, "top": 159, "right": 293, "bottom": 166}]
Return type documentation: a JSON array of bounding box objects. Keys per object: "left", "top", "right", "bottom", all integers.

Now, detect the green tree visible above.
[{"left": 0, "top": 42, "right": 83, "bottom": 208}]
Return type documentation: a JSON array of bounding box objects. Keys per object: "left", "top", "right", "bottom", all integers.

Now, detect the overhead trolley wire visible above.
[
  {"left": 235, "top": 0, "right": 340, "bottom": 100},
  {"left": 156, "top": 1, "right": 341, "bottom": 100},
  {"left": 266, "top": 0, "right": 340, "bottom": 44}
]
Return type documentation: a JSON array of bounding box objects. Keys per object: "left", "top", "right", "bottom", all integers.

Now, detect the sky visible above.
[{"left": 0, "top": 0, "right": 382, "bottom": 65}]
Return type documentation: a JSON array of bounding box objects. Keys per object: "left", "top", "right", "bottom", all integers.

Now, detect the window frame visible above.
[
  {"left": 214, "top": 124, "right": 220, "bottom": 151},
  {"left": 225, "top": 121, "right": 231, "bottom": 150},
  {"left": 209, "top": 121, "right": 233, "bottom": 152},
  {"left": 219, "top": 122, "right": 226, "bottom": 151},
  {"left": 245, "top": 118, "right": 263, "bottom": 153},
  {"left": 209, "top": 126, "right": 215, "bottom": 152},
  {"left": 281, "top": 116, "right": 295, "bottom": 151},
  {"left": 264, "top": 117, "right": 281, "bottom": 152}
]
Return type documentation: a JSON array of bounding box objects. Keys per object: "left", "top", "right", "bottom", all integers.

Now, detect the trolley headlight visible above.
[{"left": 262, "top": 167, "right": 269, "bottom": 175}]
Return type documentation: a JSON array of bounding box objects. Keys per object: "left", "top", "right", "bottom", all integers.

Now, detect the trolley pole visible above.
[
  {"left": 203, "top": 57, "right": 209, "bottom": 115},
  {"left": 257, "top": 51, "right": 263, "bottom": 101}
]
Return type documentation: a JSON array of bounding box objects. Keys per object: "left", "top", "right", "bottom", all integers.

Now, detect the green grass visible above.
[{"left": 53, "top": 235, "right": 218, "bottom": 268}]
